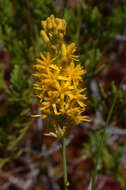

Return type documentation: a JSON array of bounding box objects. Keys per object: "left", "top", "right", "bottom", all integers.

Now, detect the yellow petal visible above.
[
  {"left": 44, "top": 132, "right": 57, "bottom": 138},
  {"left": 58, "top": 76, "right": 68, "bottom": 81},
  {"left": 31, "top": 114, "right": 41, "bottom": 118},
  {"left": 49, "top": 64, "right": 59, "bottom": 71},
  {"left": 52, "top": 104, "right": 60, "bottom": 115},
  {"left": 77, "top": 100, "right": 84, "bottom": 107}
]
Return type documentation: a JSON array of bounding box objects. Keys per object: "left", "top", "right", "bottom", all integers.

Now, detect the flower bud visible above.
[
  {"left": 41, "top": 21, "right": 47, "bottom": 30},
  {"left": 40, "top": 30, "right": 49, "bottom": 44},
  {"left": 61, "top": 43, "right": 67, "bottom": 57}
]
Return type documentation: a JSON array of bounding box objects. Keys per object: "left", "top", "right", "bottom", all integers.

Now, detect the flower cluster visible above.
[
  {"left": 40, "top": 14, "right": 66, "bottom": 43},
  {"left": 33, "top": 15, "right": 89, "bottom": 138}
]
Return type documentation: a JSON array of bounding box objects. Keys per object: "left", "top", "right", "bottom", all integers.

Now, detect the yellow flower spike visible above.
[
  {"left": 33, "top": 15, "right": 89, "bottom": 139},
  {"left": 33, "top": 16, "right": 90, "bottom": 187},
  {"left": 40, "top": 30, "right": 50, "bottom": 44}
]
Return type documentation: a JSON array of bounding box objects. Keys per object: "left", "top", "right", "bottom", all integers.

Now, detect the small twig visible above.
[
  {"left": 114, "top": 34, "right": 126, "bottom": 43},
  {"left": 80, "top": 123, "right": 126, "bottom": 136},
  {"left": 26, "top": 0, "right": 34, "bottom": 45},
  {"left": 97, "top": 176, "right": 107, "bottom": 190},
  {"left": 0, "top": 171, "right": 29, "bottom": 190}
]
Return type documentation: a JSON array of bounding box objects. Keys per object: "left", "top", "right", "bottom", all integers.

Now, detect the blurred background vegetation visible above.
[{"left": 0, "top": 0, "right": 126, "bottom": 189}]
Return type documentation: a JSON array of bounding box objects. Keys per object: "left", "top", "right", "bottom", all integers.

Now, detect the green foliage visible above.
[
  {"left": 10, "top": 65, "right": 25, "bottom": 91},
  {"left": 0, "top": 65, "right": 7, "bottom": 91},
  {"left": 81, "top": 131, "right": 108, "bottom": 161},
  {"left": 82, "top": 131, "right": 126, "bottom": 188},
  {"left": 89, "top": 82, "right": 126, "bottom": 125},
  {"left": 108, "top": 6, "right": 126, "bottom": 33},
  {"left": 103, "top": 146, "right": 123, "bottom": 176}
]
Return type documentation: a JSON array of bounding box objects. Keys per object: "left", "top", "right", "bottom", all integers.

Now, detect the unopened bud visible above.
[
  {"left": 41, "top": 21, "right": 47, "bottom": 30},
  {"left": 61, "top": 43, "right": 67, "bottom": 57},
  {"left": 40, "top": 30, "right": 49, "bottom": 44}
]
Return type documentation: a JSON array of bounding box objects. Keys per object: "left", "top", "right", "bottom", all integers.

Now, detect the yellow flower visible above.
[
  {"left": 61, "top": 42, "right": 80, "bottom": 62},
  {"left": 33, "top": 15, "right": 89, "bottom": 139}
]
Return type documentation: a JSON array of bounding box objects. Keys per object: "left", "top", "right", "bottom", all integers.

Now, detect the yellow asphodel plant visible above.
[{"left": 33, "top": 15, "right": 89, "bottom": 190}]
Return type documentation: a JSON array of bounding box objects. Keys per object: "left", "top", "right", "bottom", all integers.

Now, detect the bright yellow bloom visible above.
[{"left": 33, "top": 15, "right": 89, "bottom": 139}]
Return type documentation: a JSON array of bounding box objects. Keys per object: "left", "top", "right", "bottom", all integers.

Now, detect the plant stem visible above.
[
  {"left": 75, "top": 5, "right": 81, "bottom": 44},
  {"left": 62, "top": 0, "right": 67, "bottom": 15},
  {"left": 61, "top": 136, "right": 68, "bottom": 190},
  {"left": 91, "top": 94, "right": 118, "bottom": 190}
]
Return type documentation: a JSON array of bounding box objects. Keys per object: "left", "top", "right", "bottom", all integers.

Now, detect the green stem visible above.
[
  {"left": 61, "top": 136, "right": 68, "bottom": 190},
  {"left": 91, "top": 94, "right": 118, "bottom": 190},
  {"left": 75, "top": 5, "right": 81, "bottom": 44},
  {"left": 62, "top": 0, "right": 67, "bottom": 15}
]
